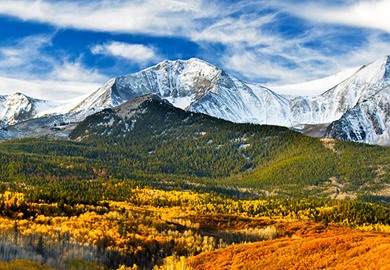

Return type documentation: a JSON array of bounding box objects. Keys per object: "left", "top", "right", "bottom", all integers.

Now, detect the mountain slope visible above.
[
  {"left": 67, "top": 95, "right": 390, "bottom": 199},
  {"left": 186, "top": 223, "right": 390, "bottom": 270},
  {"left": 71, "top": 58, "right": 292, "bottom": 126},
  {"left": 69, "top": 94, "right": 294, "bottom": 180},
  {"left": 1, "top": 56, "right": 390, "bottom": 145},
  {"left": 70, "top": 56, "right": 390, "bottom": 145},
  {"left": 325, "top": 86, "right": 390, "bottom": 145},
  {"left": 0, "top": 92, "right": 58, "bottom": 128},
  {"left": 0, "top": 92, "right": 389, "bottom": 200}
]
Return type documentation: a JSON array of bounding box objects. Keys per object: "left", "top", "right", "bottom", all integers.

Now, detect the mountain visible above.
[
  {"left": 1, "top": 56, "right": 390, "bottom": 145},
  {"left": 65, "top": 94, "right": 390, "bottom": 200},
  {"left": 260, "top": 56, "right": 390, "bottom": 142},
  {"left": 325, "top": 85, "right": 390, "bottom": 145},
  {"left": 70, "top": 94, "right": 174, "bottom": 140},
  {"left": 71, "top": 58, "right": 292, "bottom": 126},
  {"left": 0, "top": 92, "right": 96, "bottom": 140},
  {"left": 70, "top": 56, "right": 390, "bottom": 145},
  {"left": 0, "top": 92, "right": 58, "bottom": 128},
  {"left": 288, "top": 56, "right": 390, "bottom": 138}
]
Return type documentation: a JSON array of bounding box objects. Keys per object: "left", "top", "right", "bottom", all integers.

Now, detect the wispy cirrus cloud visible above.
[
  {"left": 0, "top": 34, "right": 107, "bottom": 82},
  {"left": 222, "top": 48, "right": 304, "bottom": 84},
  {"left": 0, "top": 34, "right": 107, "bottom": 100},
  {"left": 0, "top": 75, "right": 101, "bottom": 101},
  {"left": 0, "top": 35, "right": 54, "bottom": 78},
  {"left": 1, "top": 0, "right": 390, "bottom": 91},
  {"left": 0, "top": 0, "right": 211, "bottom": 36},
  {"left": 192, "top": 13, "right": 278, "bottom": 46},
  {"left": 282, "top": 0, "right": 390, "bottom": 33},
  {"left": 49, "top": 61, "right": 108, "bottom": 83},
  {"left": 91, "top": 42, "right": 161, "bottom": 66}
]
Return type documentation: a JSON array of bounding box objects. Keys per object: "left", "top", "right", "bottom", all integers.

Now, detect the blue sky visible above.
[{"left": 0, "top": 0, "right": 390, "bottom": 100}]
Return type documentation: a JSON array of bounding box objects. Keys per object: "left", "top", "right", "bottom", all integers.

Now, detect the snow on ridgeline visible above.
[
  {"left": 263, "top": 65, "right": 362, "bottom": 97},
  {"left": 0, "top": 92, "right": 58, "bottom": 127},
  {"left": 1, "top": 56, "right": 390, "bottom": 145},
  {"left": 61, "top": 55, "right": 390, "bottom": 145}
]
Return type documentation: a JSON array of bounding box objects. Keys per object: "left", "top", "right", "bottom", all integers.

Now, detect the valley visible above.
[
  {"left": 0, "top": 93, "right": 389, "bottom": 268},
  {"left": 0, "top": 54, "right": 390, "bottom": 270},
  {"left": 1, "top": 1, "right": 390, "bottom": 269}
]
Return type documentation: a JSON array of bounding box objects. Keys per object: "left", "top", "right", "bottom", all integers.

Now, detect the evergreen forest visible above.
[{"left": 0, "top": 97, "right": 389, "bottom": 269}]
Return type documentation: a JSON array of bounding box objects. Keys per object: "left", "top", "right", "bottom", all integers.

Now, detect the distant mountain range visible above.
[{"left": 1, "top": 56, "right": 390, "bottom": 145}]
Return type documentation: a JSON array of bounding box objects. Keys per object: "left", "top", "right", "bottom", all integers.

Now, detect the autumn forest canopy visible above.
[{"left": 0, "top": 99, "right": 389, "bottom": 269}]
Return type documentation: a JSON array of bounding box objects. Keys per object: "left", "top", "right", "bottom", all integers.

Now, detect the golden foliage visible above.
[
  {"left": 0, "top": 189, "right": 388, "bottom": 269},
  {"left": 186, "top": 223, "right": 390, "bottom": 270},
  {"left": 0, "top": 259, "right": 53, "bottom": 270}
]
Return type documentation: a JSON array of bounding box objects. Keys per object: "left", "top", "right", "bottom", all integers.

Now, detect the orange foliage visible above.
[
  {"left": 0, "top": 189, "right": 389, "bottom": 269},
  {"left": 187, "top": 222, "right": 390, "bottom": 270}
]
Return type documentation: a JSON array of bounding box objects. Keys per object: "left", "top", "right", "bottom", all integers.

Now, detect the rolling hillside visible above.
[
  {"left": 0, "top": 94, "right": 389, "bottom": 200},
  {"left": 186, "top": 222, "right": 390, "bottom": 270},
  {"left": 0, "top": 97, "right": 389, "bottom": 269}
]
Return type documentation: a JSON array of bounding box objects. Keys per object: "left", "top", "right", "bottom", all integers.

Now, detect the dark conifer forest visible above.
[{"left": 0, "top": 98, "right": 389, "bottom": 269}]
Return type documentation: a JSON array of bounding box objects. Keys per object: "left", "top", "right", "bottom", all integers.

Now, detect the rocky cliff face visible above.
[{"left": 325, "top": 86, "right": 390, "bottom": 145}]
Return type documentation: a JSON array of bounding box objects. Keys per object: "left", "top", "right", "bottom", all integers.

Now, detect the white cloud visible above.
[
  {"left": 0, "top": 35, "right": 54, "bottom": 78},
  {"left": 0, "top": 75, "right": 101, "bottom": 101},
  {"left": 0, "top": 0, "right": 211, "bottom": 36},
  {"left": 208, "top": 0, "right": 390, "bottom": 85},
  {"left": 50, "top": 61, "right": 108, "bottom": 83},
  {"left": 223, "top": 33, "right": 390, "bottom": 86},
  {"left": 207, "top": 0, "right": 390, "bottom": 85},
  {"left": 192, "top": 14, "right": 277, "bottom": 46},
  {"left": 0, "top": 35, "right": 108, "bottom": 100},
  {"left": 1, "top": 0, "right": 390, "bottom": 89},
  {"left": 331, "top": 34, "right": 390, "bottom": 70},
  {"left": 92, "top": 42, "right": 160, "bottom": 65},
  {"left": 283, "top": 0, "right": 390, "bottom": 33},
  {"left": 222, "top": 47, "right": 314, "bottom": 84}
]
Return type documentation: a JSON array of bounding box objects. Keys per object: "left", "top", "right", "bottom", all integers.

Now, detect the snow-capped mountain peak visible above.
[
  {"left": 0, "top": 92, "right": 58, "bottom": 127},
  {"left": 2, "top": 56, "right": 390, "bottom": 145},
  {"left": 68, "top": 58, "right": 293, "bottom": 126},
  {"left": 71, "top": 58, "right": 222, "bottom": 113}
]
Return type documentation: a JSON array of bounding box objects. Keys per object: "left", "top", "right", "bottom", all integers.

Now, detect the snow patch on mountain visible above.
[
  {"left": 0, "top": 92, "right": 58, "bottom": 127},
  {"left": 265, "top": 66, "right": 362, "bottom": 97},
  {"left": 70, "top": 58, "right": 293, "bottom": 127},
  {"left": 1, "top": 56, "right": 390, "bottom": 145},
  {"left": 325, "top": 86, "right": 390, "bottom": 145}
]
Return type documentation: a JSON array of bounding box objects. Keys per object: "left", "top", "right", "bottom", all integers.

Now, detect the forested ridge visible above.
[
  {"left": 1, "top": 97, "right": 389, "bottom": 200},
  {"left": 0, "top": 97, "right": 389, "bottom": 268}
]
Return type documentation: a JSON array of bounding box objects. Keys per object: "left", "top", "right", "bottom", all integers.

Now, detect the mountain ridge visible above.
[
  {"left": 54, "top": 95, "right": 390, "bottom": 200},
  {"left": 0, "top": 92, "right": 58, "bottom": 128},
  {"left": 1, "top": 56, "right": 390, "bottom": 145}
]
